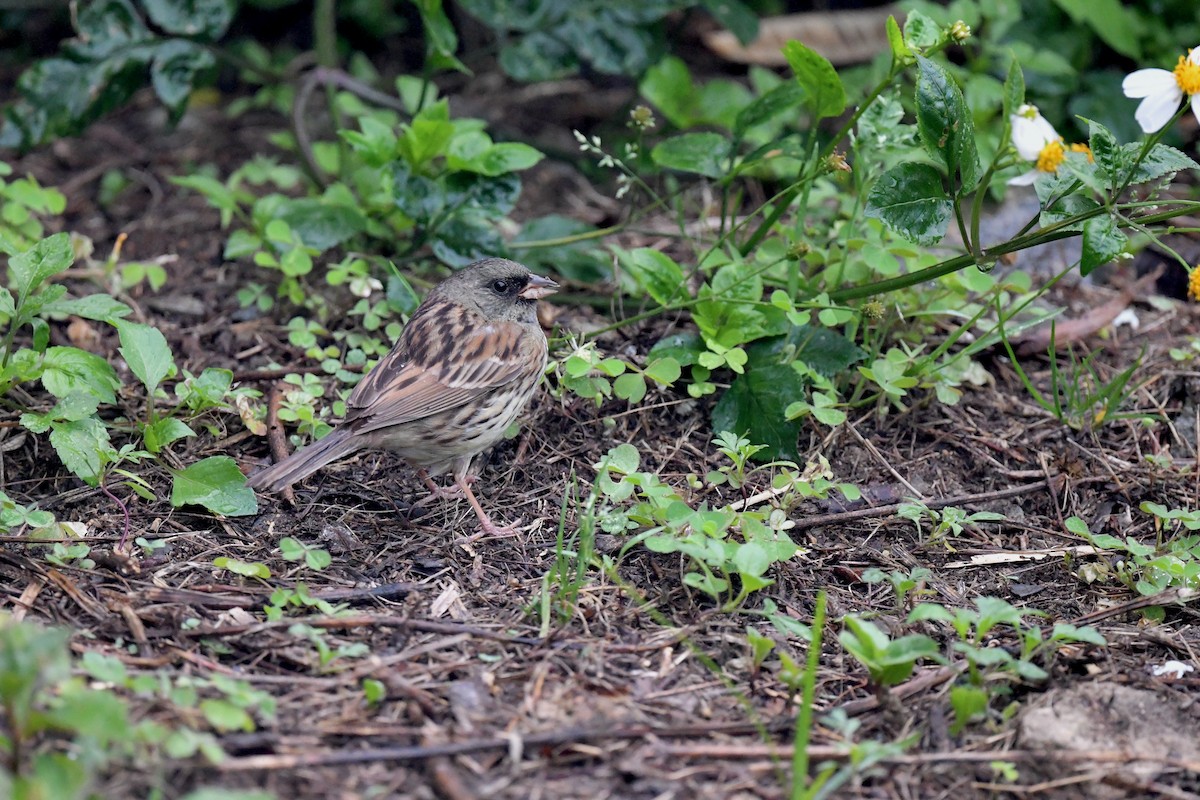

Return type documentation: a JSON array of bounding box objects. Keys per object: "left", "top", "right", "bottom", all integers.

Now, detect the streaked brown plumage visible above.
[{"left": 247, "top": 258, "right": 558, "bottom": 535}]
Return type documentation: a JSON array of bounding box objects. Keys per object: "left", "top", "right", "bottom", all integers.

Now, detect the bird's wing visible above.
[{"left": 344, "top": 298, "right": 534, "bottom": 433}]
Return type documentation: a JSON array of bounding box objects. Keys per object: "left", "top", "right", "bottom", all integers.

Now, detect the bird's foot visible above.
[
  {"left": 455, "top": 517, "right": 525, "bottom": 544},
  {"left": 415, "top": 470, "right": 475, "bottom": 507}
]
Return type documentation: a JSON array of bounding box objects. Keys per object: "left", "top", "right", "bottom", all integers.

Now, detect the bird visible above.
[{"left": 247, "top": 258, "right": 558, "bottom": 536}]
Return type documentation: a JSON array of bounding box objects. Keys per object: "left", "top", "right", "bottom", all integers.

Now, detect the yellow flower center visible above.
[
  {"left": 1175, "top": 51, "right": 1200, "bottom": 96},
  {"left": 1189, "top": 267, "right": 1200, "bottom": 302},
  {"left": 1036, "top": 139, "right": 1066, "bottom": 173},
  {"left": 1069, "top": 143, "right": 1094, "bottom": 163}
]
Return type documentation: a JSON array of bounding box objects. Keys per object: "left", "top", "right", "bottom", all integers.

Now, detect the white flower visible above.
[
  {"left": 1122, "top": 46, "right": 1200, "bottom": 134},
  {"left": 1008, "top": 104, "right": 1065, "bottom": 186}
]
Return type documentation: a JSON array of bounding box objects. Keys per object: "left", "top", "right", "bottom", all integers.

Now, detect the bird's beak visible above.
[{"left": 519, "top": 273, "right": 559, "bottom": 300}]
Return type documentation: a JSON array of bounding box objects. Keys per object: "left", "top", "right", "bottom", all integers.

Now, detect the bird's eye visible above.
[{"left": 491, "top": 279, "right": 510, "bottom": 294}]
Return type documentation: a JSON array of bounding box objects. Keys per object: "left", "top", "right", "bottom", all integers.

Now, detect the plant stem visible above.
[{"left": 790, "top": 590, "right": 827, "bottom": 800}]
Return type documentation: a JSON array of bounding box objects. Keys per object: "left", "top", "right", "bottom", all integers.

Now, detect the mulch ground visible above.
[{"left": 3, "top": 85, "right": 1200, "bottom": 800}]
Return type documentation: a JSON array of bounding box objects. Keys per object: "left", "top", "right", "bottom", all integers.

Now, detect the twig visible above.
[
  {"left": 790, "top": 478, "right": 1080, "bottom": 531},
  {"left": 217, "top": 721, "right": 1200, "bottom": 773},
  {"left": 182, "top": 614, "right": 547, "bottom": 646},
  {"left": 292, "top": 66, "right": 409, "bottom": 185},
  {"left": 264, "top": 381, "right": 295, "bottom": 504},
  {"left": 217, "top": 719, "right": 794, "bottom": 771}
]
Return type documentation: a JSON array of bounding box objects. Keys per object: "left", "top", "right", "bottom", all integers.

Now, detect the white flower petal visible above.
[
  {"left": 1007, "top": 170, "right": 1040, "bottom": 186},
  {"left": 1011, "top": 112, "right": 1060, "bottom": 161},
  {"left": 1136, "top": 89, "right": 1184, "bottom": 133},
  {"left": 1122, "top": 68, "right": 1178, "bottom": 99},
  {"left": 1190, "top": 47, "right": 1200, "bottom": 67},
  {"left": 1192, "top": 93, "right": 1200, "bottom": 129}
]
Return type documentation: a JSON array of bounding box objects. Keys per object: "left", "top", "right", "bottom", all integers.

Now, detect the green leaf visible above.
[
  {"left": 644, "top": 357, "right": 682, "bottom": 385},
  {"left": 171, "top": 455, "right": 258, "bottom": 516},
  {"left": 613, "top": 372, "right": 647, "bottom": 404},
  {"left": 142, "top": 0, "right": 235, "bottom": 38},
  {"left": 47, "top": 687, "right": 129, "bottom": 743},
  {"left": 150, "top": 40, "right": 216, "bottom": 118},
  {"left": 199, "top": 698, "right": 255, "bottom": 732},
  {"left": 640, "top": 56, "right": 698, "bottom": 129},
  {"left": 781, "top": 41, "right": 846, "bottom": 120},
  {"left": 885, "top": 15, "right": 912, "bottom": 63},
  {"left": 49, "top": 417, "right": 112, "bottom": 485},
  {"left": 498, "top": 33, "right": 578, "bottom": 82},
  {"left": 9, "top": 232, "right": 72, "bottom": 303},
  {"left": 903, "top": 9, "right": 941, "bottom": 49},
  {"left": 651, "top": 132, "right": 730, "bottom": 179},
  {"left": 1087, "top": 119, "right": 1121, "bottom": 189},
  {"left": 699, "top": 0, "right": 759, "bottom": 44},
  {"left": 41, "top": 346, "right": 120, "bottom": 404},
  {"left": 144, "top": 417, "right": 195, "bottom": 453},
  {"left": 712, "top": 363, "right": 805, "bottom": 462},
  {"left": 949, "top": 685, "right": 989, "bottom": 734},
  {"left": 447, "top": 138, "right": 544, "bottom": 176},
  {"left": 1080, "top": 215, "right": 1127, "bottom": 275},
  {"left": 1049, "top": 0, "right": 1142, "bottom": 59},
  {"left": 619, "top": 249, "right": 687, "bottom": 307},
  {"left": 43, "top": 292, "right": 132, "bottom": 323},
  {"left": 276, "top": 199, "right": 368, "bottom": 252},
  {"left": 734, "top": 83, "right": 806, "bottom": 138},
  {"left": 1002, "top": 55, "right": 1025, "bottom": 118},
  {"left": 115, "top": 320, "right": 175, "bottom": 396},
  {"left": 1124, "top": 144, "right": 1200, "bottom": 185},
  {"left": 865, "top": 162, "right": 952, "bottom": 245},
  {"left": 915, "top": 57, "right": 980, "bottom": 189},
  {"left": 212, "top": 556, "right": 269, "bottom": 578}
]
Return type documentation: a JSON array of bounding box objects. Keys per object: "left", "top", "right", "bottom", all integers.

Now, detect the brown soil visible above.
[{"left": 4, "top": 84, "right": 1200, "bottom": 800}]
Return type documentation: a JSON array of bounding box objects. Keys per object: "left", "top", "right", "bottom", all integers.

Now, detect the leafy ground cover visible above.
[{"left": 3, "top": 2, "right": 1200, "bottom": 799}]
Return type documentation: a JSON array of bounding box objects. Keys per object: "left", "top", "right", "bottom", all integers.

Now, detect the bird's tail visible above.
[{"left": 246, "top": 428, "right": 361, "bottom": 493}]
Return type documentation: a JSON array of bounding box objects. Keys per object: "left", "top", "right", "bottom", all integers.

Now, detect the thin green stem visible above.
[{"left": 790, "top": 590, "right": 827, "bottom": 800}]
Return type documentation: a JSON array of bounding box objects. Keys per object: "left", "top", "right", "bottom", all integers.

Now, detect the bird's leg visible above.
[
  {"left": 454, "top": 470, "right": 520, "bottom": 539},
  {"left": 415, "top": 468, "right": 466, "bottom": 506}
]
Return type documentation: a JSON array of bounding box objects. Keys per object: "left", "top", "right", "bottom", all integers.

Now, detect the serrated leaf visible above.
[
  {"left": 49, "top": 417, "right": 112, "bottom": 485},
  {"left": 41, "top": 346, "right": 120, "bottom": 403},
  {"left": 115, "top": 320, "right": 174, "bottom": 396},
  {"left": 651, "top": 132, "right": 730, "bottom": 179},
  {"left": 1081, "top": 215, "right": 1127, "bottom": 275},
  {"left": 865, "top": 162, "right": 952, "bottom": 245},
  {"left": 886, "top": 15, "right": 912, "bottom": 63},
  {"left": 915, "top": 57, "right": 980, "bottom": 189},
  {"left": 782, "top": 41, "right": 846, "bottom": 120},
  {"left": 1086, "top": 119, "right": 1121, "bottom": 189},
  {"left": 43, "top": 292, "right": 132, "bottom": 323},
  {"left": 1003, "top": 55, "right": 1025, "bottom": 118},
  {"left": 171, "top": 456, "right": 257, "bottom": 516},
  {"left": 10, "top": 232, "right": 73, "bottom": 303},
  {"left": 1124, "top": 143, "right": 1200, "bottom": 185},
  {"left": 903, "top": 9, "right": 941, "bottom": 49}
]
